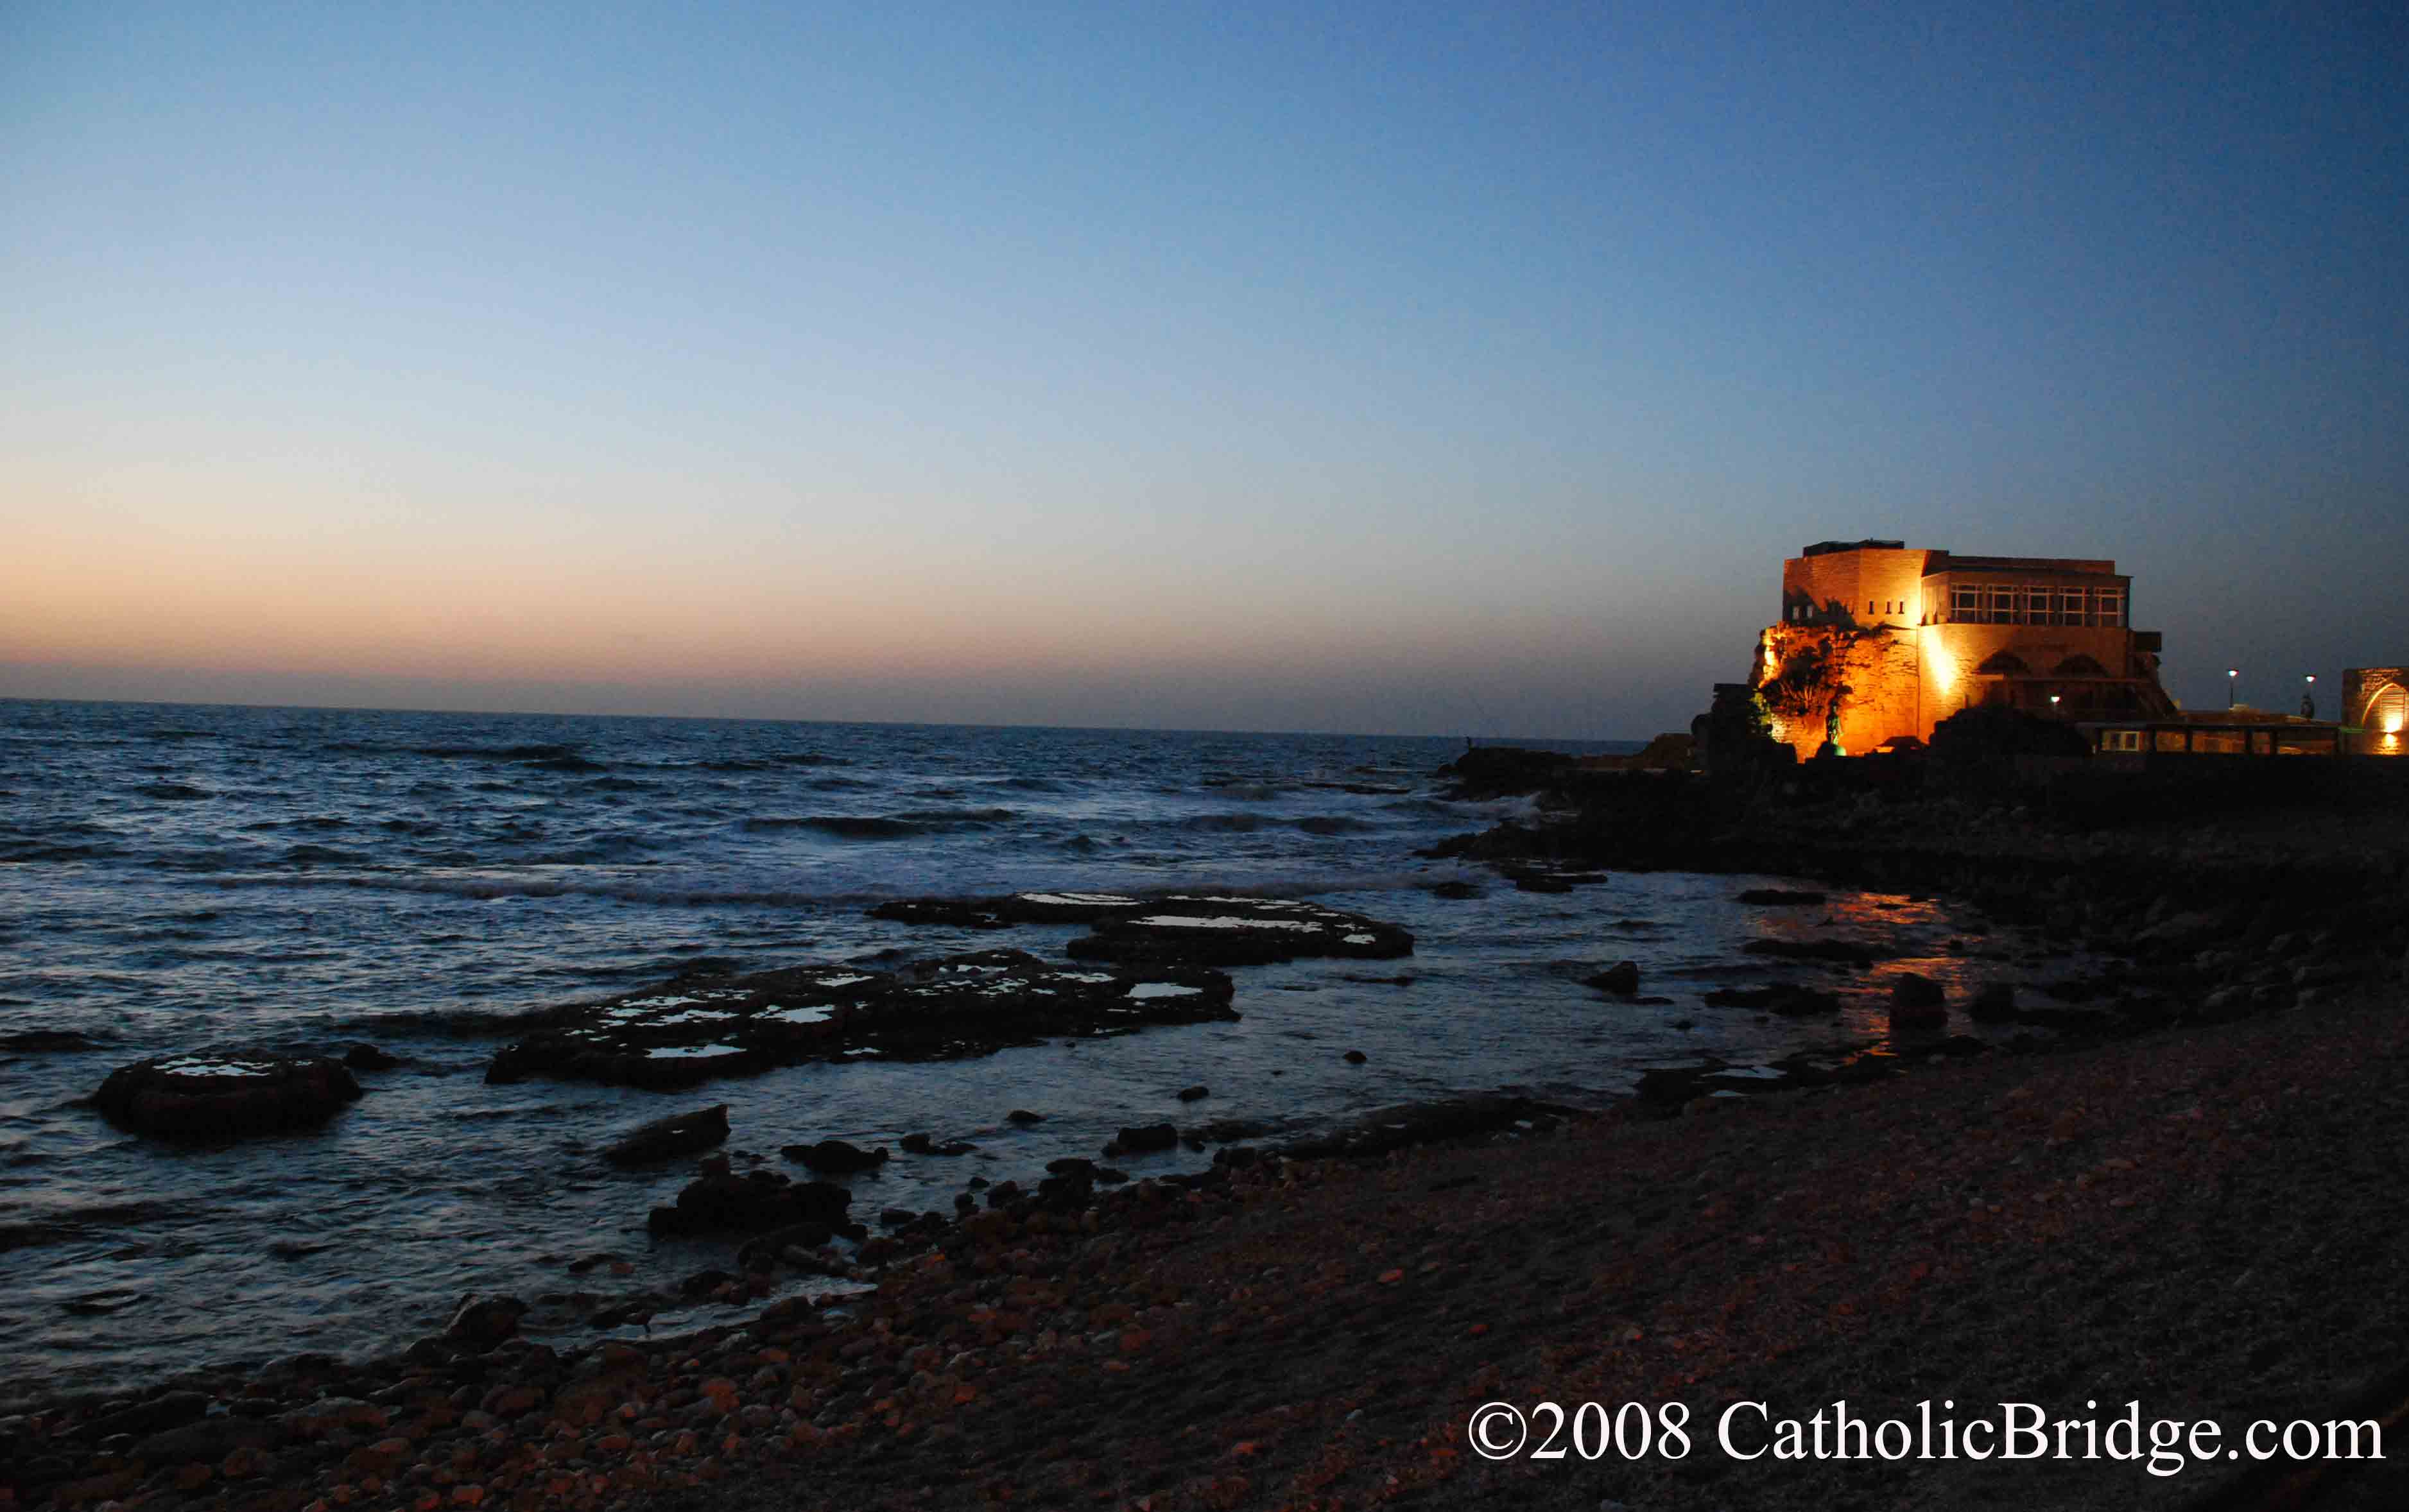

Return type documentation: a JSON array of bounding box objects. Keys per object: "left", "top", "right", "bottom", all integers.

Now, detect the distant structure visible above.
[
  {"left": 2342, "top": 667, "right": 2408, "bottom": 757},
  {"left": 1750, "top": 539, "right": 2173, "bottom": 759}
]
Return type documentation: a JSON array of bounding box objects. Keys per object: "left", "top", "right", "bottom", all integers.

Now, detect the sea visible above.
[{"left": 0, "top": 698, "right": 1995, "bottom": 1396}]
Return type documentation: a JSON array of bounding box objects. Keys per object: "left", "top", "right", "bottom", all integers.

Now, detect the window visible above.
[
  {"left": 1990, "top": 587, "right": 2016, "bottom": 623},
  {"left": 1951, "top": 585, "right": 1980, "bottom": 623},
  {"left": 2094, "top": 590, "right": 2123, "bottom": 627},
  {"left": 2102, "top": 730, "right": 2143, "bottom": 753},
  {"left": 2060, "top": 587, "right": 2087, "bottom": 624},
  {"left": 2155, "top": 729, "right": 2188, "bottom": 753}
]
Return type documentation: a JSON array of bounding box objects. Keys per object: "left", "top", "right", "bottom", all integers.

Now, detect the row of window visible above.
[
  {"left": 1944, "top": 584, "right": 2124, "bottom": 627},
  {"left": 2100, "top": 728, "right": 2329, "bottom": 755}
]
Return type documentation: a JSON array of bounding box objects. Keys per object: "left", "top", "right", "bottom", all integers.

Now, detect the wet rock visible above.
[
  {"left": 1742, "top": 938, "right": 1896, "bottom": 965},
  {"left": 340, "top": 1043, "right": 398, "bottom": 1071},
  {"left": 1429, "top": 881, "right": 1483, "bottom": 900},
  {"left": 1107, "top": 1123, "right": 1180, "bottom": 1156},
  {"left": 1005, "top": 1109, "right": 1045, "bottom": 1125},
  {"left": 780, "top": 1138, "right": 888, "bottom": 1174},
  {"left": 1343, "top": 1049, "right": 1368, "bottom": 1063},
  {"left": 1738, "top": 889, "right": 1829, "bottom": 906},
  {"left": 445, "top": 1295, "right": 528, "bottom": 1350},
  {"left": 1062, "top": 896, "right": 1413, "bottom": 967},
  {"left": 1967, "top": 983, "right": 2019, "bottom": 1023},
  {"left": 897, "top": 1133, "right": 976, "bottom": 1156},
  {"left": 1279, "top": 1096, "right": 1574, "bottom": 1158},
  {"left": 1177, "top": 1085, "right": 1211, "bottom": 1102},
  {"left": 91, "top": 1054, "right": 363, "bottom": 1142},
  {"left": 82, "top": 1391, "right": 212, "bottom": 1440},
  {"left": 646, "top": 1169, "right": 853, "bottom": 1237},
  {"left": 1701, "top": 983, "right": 1843, "bottom": 1016},
  {"left": 603, "top": 1104, "right": 730, "bottom": 1167},
  {"left": 486, "top": 949, "right": 1236, "bottom": 1089},
  {"left": 1890, "top": 974, "right": 1949, "bottom": 1030},
  {"left": 1584, "top": 961, "right": 1641, "bottom": 995}
]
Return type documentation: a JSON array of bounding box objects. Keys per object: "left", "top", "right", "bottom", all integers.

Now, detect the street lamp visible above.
[
  {"left": 2227, "top": 668, "right": 2238, "bottom": 708},
  {"left": 2302, "top": 674, "right": 2317, "bottom": 720}
]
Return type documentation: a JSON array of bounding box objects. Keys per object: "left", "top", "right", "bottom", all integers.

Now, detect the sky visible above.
[{"left": 4, "top": 1, "right": 2403, "bottom": 737}]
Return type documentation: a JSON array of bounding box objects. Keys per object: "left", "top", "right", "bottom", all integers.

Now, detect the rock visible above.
[
  {"left": 1584, "top": 961, "right": 1641, "bottom": 995},
  {"left": 603, "top": 1104, "right": 730, "bottom": 1167},
  {"left": 486, "top": 949, "right": 1236, "bottom": 1089},
  {"left": 1278, "top": 1095, "right": 1572, "bottom": 1158},
  {"left": 1742, "top": 938, "right": 1896, "bottom": 965},
  {"left": 1701, "top": 983, "right": 1842, "bottom": 1016},
  {"left": 445, "top": 1295, "right": 528, "bottom": 1350},
  {"left": 1967, "top": 983, "right": 2019, "bottom": 1022},
  {"left": 340, "top": 1043, "right": 398, "bottom": 1071},
  {"left": 1176, "top": 1085, "right": 1211, "bottom": 1102},
  {"left": 1005, "top": 1109, "right": 1045, "bottom": 1125},
  {"left": 646, "top": 1169, "right": 853, "bottom": 1237},
  {"left": 1107, "top": 1123, "right": 1180, "bottom": 1156},
  {"left": 83, "top": 1391, "right": 212, "bottom": 1440},
  {"left": 91, "top": 1054, "right": 363, "bottom": 1142},
  {"left": 1062, "top": 896, "right": 1414, "bottom": 967},
  {"left": 1429, "top": 881, "right": 1482, "bottom": 900},
  {"left": 1890, "top": 974, "right": 1948, "bottom": 1030},
  {"left": 1737, "top": 889, "right": 1828, "bottom": 906},
  {"left": 1343, "top": 1049, "right": 1368, "bottom": 1063},
  {"left": 780, "top": 1138, "right": 888, "bottom": 1174},
  {"left": 897, "top": 1133, "right": 976, "bottom": 1156}
]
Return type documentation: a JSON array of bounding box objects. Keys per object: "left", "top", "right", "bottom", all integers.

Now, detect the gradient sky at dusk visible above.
[{"left": 6, "top": 2, "right": 2403, "bottom": 736}]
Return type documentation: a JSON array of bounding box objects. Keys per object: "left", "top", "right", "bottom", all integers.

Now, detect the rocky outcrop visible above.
[
  {"left": 485, "top": 949, "right": 1236, "bottom": 1090},
  {"left": 1062, "top": 896, "right": 1413, "bottom": 967},
  {"left": 90, "top": 1054, "right": 362, "bottom": 1142},
  {"left": 601, "top": 1104, "right": 730, "bottom": 1167},
  {"left": 646, "top": 1164, "right": 856, "bottom": 1239},
  {"left": 865, "top": 889, "right": 1415, "bottom": 966}
]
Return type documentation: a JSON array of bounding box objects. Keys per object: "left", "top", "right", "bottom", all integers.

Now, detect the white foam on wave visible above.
[
  {"left": 646, "top": 1044, "right": 747, "bottom": 1060},
  {"left": 758, "top": 1004, "right": 835, "bottom": 1025},
  {"left": 1128, "top": 983, "right": 1202, "bottom": 999},
  {"left": 1018, "top": 891, "right": 1139, "bottom": 907}
]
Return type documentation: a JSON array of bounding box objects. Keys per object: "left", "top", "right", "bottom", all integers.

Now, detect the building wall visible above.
[
  {"left": 2343, "top": 666, "right": 2409, "bottom": 756},
  {"left": 1781, "top": 548, "right": 1932, "bottom": 629}
]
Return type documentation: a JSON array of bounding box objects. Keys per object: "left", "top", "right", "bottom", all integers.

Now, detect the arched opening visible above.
[
  {"left": 2367, "top": 682, "right": 2406, "bottom": 752},
  {"left": 2053, "top": 654, "right": 2108, "bottom": 677},
  {"left": 1975, "top": 651, "right": 2030, "bottom": 676}
]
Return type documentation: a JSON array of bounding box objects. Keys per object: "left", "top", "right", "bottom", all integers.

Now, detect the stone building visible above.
[
  {"left": 2342, "top": 667, "right": 2408, "bottom": 757},
  {"left": 1752, "top": 538, "right": 2174, "bottom": 759}
]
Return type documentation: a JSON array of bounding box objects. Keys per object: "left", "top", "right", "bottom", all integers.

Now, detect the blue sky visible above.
[{"left": 4, "top": 1, "right": 2402, "bottom": 735}]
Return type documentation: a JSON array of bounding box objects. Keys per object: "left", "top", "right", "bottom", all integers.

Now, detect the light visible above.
[
  {"left": 2306, "top": 674, "right": 2317, "bottom": 683},
  {"left": 2049, "top": 694, "right": 2062, "bottom": 705}
]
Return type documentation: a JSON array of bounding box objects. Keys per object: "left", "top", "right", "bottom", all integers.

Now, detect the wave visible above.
[
  {"left": 411, "top": 744, "right": 605, "bottom": 772},
  {"left": 1294, "top": 814, "right": 1373, "bottom": 836},
  {"left": 134, "top": 782, "right": 212, "bottom": 801},
  {"left": 284, "top": 844, "right": 370, "bottom": 865},
  {"left": 738, "top": 808, "right": 1014, "bottom": 839},
  {"left": 1178, "top": 812, "right": 1268, "bottom": 833}
]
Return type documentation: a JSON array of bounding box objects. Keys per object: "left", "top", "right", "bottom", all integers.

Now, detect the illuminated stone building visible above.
[
  {"left": 1752, "top": 539, "right": 2174, "bottom": 759},
  {"left": 2342, "top": 667, "right": 2408, "bottom": 757}
]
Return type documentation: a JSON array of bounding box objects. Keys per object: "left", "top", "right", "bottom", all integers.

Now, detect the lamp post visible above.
[
  {"left": 2302, "top": 674, "right": 2317, "bottom": 721},
  {"left": 2227, "top": 668, "right": 2238, "bottom": 709}
]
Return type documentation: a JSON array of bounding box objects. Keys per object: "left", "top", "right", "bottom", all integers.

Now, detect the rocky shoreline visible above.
[{"left": 8, "top": 762, "right": 2407, "bottom": 1511}]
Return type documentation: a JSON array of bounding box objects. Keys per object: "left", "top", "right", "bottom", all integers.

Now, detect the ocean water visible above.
[{"left": 0, "top": 700, "right": 1998, "bottom": 1395}]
